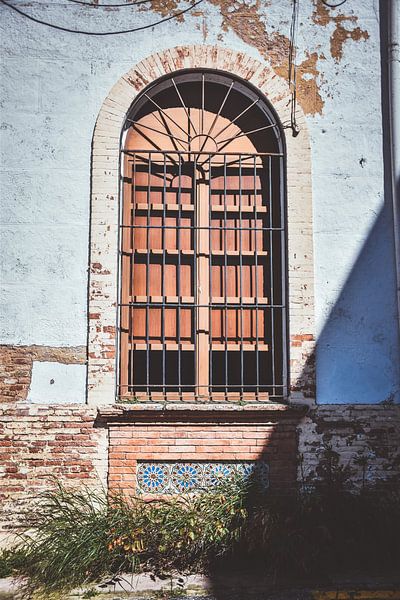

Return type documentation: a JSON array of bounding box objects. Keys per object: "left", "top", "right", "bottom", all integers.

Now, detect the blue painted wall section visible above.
[{"left": 316, "top": 202, "right": 400, "bottom": 404}]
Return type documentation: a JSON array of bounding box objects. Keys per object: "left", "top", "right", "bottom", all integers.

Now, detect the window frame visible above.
[
  {"left": 116, "top": 70, "right": 289, "bottom": 403},
  {"left": 87, "top": 46, "right": 315, "bottom": 407}
]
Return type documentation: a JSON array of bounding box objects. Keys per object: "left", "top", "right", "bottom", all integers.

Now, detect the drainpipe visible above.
[{"left": 388, "top": 0, "right": 400, "bottom": 334}]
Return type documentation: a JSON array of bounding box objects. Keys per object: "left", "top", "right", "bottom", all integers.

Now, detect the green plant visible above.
[
  {"left": 153, "top": 589, "right": 187, "bottom": 599},
  {"left": 5, "top": 467, "right": 400, "bottom": 597},
  {"left": 81, "top": 589, "right": 100, "bottom": 599},
  {"left": 0, "top": 547, "right": 26, "bottom": 578},
  {"left": 8, "top": 477, "right": 248, "bottom": 597}
]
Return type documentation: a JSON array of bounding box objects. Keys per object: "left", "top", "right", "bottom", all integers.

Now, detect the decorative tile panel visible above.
[{"left": 136, "top": 461, "right": 269, "bottom": 494}]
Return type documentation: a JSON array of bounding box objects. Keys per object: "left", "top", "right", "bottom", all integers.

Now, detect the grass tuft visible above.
[{"left": 3, "top": 473, "right": 400, "bottom": 597}]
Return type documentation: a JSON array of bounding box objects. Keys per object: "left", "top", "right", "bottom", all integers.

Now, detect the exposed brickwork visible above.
[
  {"left": 107, "top": 412, "right": 302, "bottom": 497},
  {"left": 0, "top": 404, "right": 107, "bottom": 536},
  {"left": 1, "top": 404, "right": 399, "bottom": 539},
  {"left": 0, "top": 345, "right": 86, "bottom": 402},
  {"left": 89, "top": 45, "right": 315, "bottom": 406},
  {"left": 299, "top": 405, "right": 400, "bottom": 487},
  {"left": 289, "top": 334, "right": 315, "bottom": 400}
]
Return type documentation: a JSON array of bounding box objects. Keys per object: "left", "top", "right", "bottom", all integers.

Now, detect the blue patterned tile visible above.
[
  {"left": 171, "top": 462, "right": 201, "bottom": 492},
  {"left": 136, "top": 461, "right": 269, "bottom": 494},
  {"left": 137, "top": 462, "right": 169, "bottom": 494},
  {"left": 204, "top": 462, "right": 234, "bottom": 487}
]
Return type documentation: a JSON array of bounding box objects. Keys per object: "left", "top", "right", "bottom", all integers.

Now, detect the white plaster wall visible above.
[
  {"left": 0, "top": 0, "right": 398, "bottom": 403},
  {"left": 27, "top": 362, "right": 86, "bottom": 403}
]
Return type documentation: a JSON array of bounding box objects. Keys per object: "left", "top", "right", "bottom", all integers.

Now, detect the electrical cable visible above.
[
  {"left": 320, "top": 0, "right": 347, "bottom": 8},
  {"left": 66, "top": 0, "right": 153, "bottom": 7},
  {"left": 288, "top": 0, "right": 300, "bottom": 136},
  {"left": 0, "top": 0, "right": 203, "bottom": 34}
]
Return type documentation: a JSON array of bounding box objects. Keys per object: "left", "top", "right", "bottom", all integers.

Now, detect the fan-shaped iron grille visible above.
[{"left": 118, "top": 71, "right": 287, "bottom": 402}]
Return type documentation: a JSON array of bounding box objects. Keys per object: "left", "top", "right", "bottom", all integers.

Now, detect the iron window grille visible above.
[{"left": 118, "top": 71, "right": 288, "bottom": 402}]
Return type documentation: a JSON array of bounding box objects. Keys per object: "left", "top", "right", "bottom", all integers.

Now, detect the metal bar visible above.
[
  {"left": 145, "top": 153, "right": 152, "bottom": 397},
  {"left": 121, "top": 303, "right": 283, "bottom": 308},
  {"left": 254, "top": 155, "right": 260, "bottom": 399},
  {"left": 188, "top": 106, "right": 192, "bottom": 152},
  {"left": 122, "top": 149, "right": 284, "bottom": 157},
  {"left": 201, "top": 73, "right": 205, "bottom": 136},
  {"left": 128, "top": 126, "right": 180, "bottom": 167},
  {"left": 143, "top": 92, "right": 192, "bottom": 139},
  {"left": 199, "top": 81, "right": 234, "bottom": 154},
  {"left": 177, "top": 154, "right": 182, "bottom": 400},
  {"left": 193, "top": 153, "right": 198, "bottom": 397},
  {"left": 208, "top": 153, "right": 213, "bottom": 396},
  {"left": 172, "top": 77, "right": 198, "bottom": 137},
  {"left": 239, "top": 155, "right": 244, "bottom": 400},
  {"left": 128, "top": 124, "right": 164, "bottom": 154},
  {"left": 223, "top": 154, "right": 228, "bottom": 400},
  {"left": 162, "top": 154, "right": 167, "bottom": 401},
  {"left": 279, "top": 155, "right": 288, "bottom": 397},
  {"left": 268, "top": 156, "right": 276, "bottom": 397},
  {"left": 130, "top": 154, "right": 137, "bottom": 393},
  {"left": 122, "top": 224, "right": 282, "bottom": 231},
  {"left": 126, "top": 383, "right": 284, "bottom": 388},
  {"left": 126, "top": 118, "right": 189, "bottom": 147},
  {"left": 118, "top": 150, "right": 129, "bottom": 396},
  {"left": 213, "top": 98, "right": 259, "bottom": 141},
  {"left": 218, "top": 123, "right": 280, "bottom": 152},
  {"left": 155, "top": 110, "right": 185, "bottom": 154}
]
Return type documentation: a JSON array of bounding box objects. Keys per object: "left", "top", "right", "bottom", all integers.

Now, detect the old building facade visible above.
[{"left": 0, "top": 0, "right": 399, "bottom": 538}]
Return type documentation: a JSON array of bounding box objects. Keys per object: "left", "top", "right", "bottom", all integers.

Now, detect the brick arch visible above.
[{"left": 88, "top": 45, "right": 314, "bottom": 406}]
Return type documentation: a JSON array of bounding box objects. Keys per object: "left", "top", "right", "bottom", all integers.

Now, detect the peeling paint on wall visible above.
[
  {"left": 275, "top": 51, "right": 325, "bottom": 116},
  {"left": 0, "top": 345, "right": 86, "bottom": 402},
  {"left": 210, "top": 0, "right": 327, "bottom": 115},
  {"left": 312, "top": 0, "right": 369, "bottom": 62},
  {"left": 149, "top": 0, "right": 369, "bottom": 116}
]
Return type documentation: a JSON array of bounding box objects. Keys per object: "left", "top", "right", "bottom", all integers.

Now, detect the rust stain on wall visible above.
[{"left": 312, "top": 0, "right": 369, "bottom": 62}]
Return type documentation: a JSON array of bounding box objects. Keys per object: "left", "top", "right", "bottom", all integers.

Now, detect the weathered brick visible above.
[{"left": 0, "top": 404, "right": 107, "bottom": 535}]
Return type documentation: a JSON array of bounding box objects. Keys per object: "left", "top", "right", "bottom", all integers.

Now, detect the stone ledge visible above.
[{"left": 97, "top": 402, "right": 309, "bottom": 424}]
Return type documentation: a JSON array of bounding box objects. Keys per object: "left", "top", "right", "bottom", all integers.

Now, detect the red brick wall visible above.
[
  {"left": 0, "top": 404, "right": 106, "bottom": 535},
  {"left": 1, "top": 403, "right": 399, "bottom": 540},
  {"left": 108, "top": 416, "right": 300, "bottom": 496}
]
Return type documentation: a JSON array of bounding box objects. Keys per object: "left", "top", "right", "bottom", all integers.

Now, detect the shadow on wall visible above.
[
  {"left": 316, "top": 197, "right": 400, "bottom": 404},
  {"left": 204, "top": 199, "right": 400, "bottom": 598},
  {"left": 316, "top": 0, "right": 399, "bottom": 405}
]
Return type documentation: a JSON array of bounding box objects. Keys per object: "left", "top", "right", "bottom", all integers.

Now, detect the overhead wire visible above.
[
  {"left": 66, "top": 0, "right": 154, "bottom": 7},
  {"left": 0, "top": 0, "right": 203, "bottom": 34},
  {"left": 288, "top": 0, "right": 300, "bottom": 136},
  {"left": 320, "top": 0, "right": 347, "bottom": 8}
]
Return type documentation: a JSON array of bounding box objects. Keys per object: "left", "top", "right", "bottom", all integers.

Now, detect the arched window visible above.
[{"left": 118, "top": 70, "right": 287, "bottom": 402}]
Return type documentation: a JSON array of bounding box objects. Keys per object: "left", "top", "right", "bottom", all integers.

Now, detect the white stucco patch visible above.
[{"left": 28, "top": 362, "right": 86, "bottom": 404}]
